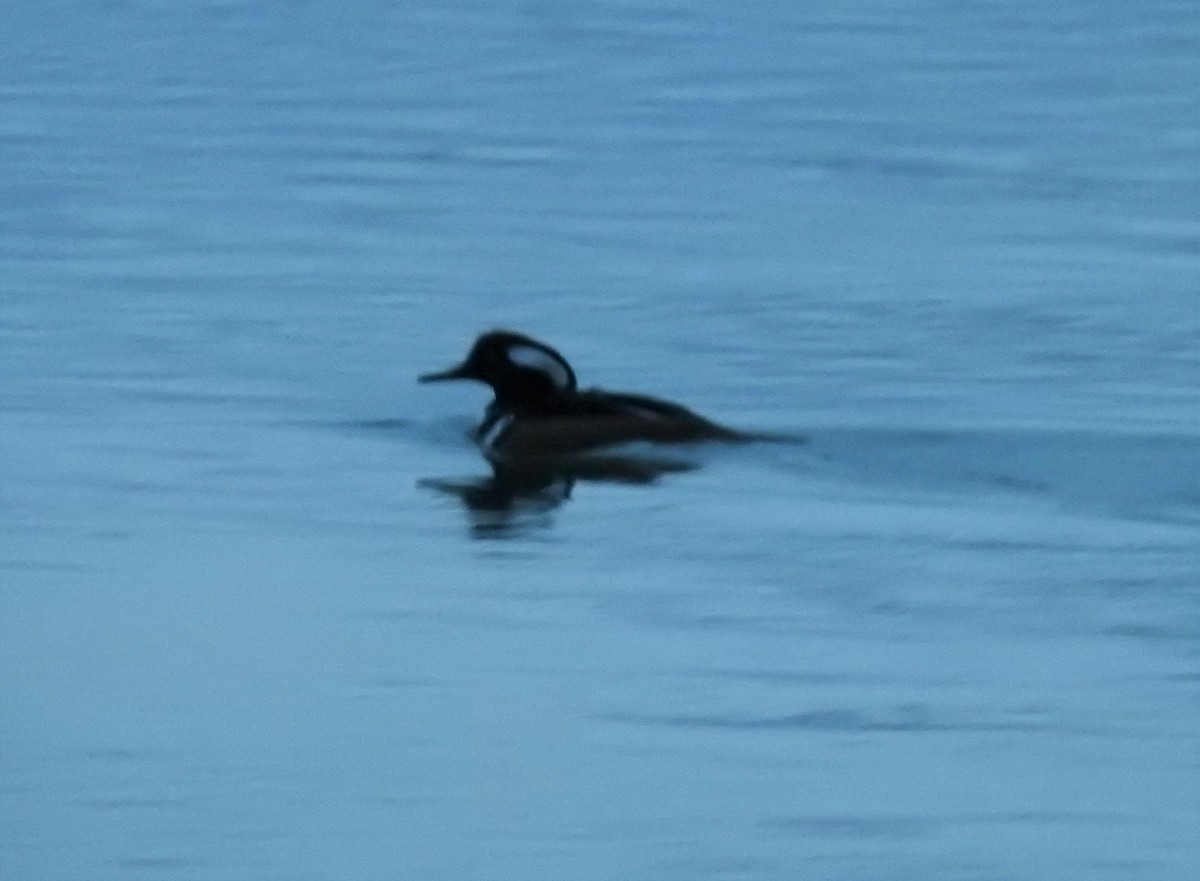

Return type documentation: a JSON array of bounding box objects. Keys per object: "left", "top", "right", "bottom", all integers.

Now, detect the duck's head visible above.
[{"left": 419, "top": 330, "right": 577, "bottom": 411}]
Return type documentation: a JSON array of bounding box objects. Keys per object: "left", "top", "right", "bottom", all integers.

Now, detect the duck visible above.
[{"left": 419, "top": 330, "right": 746, "bottom": 460}]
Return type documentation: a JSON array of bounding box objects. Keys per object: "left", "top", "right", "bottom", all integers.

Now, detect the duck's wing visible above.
[
  {"left": 572, "top": 388, "right": 746, "bottom": 439},
  {"left": 487, "top": 388, "right": 745, "bottom": 457}
]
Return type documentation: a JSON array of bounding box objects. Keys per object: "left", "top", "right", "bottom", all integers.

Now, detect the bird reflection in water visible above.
[{"left": 420, "top": 452, "right": 695, "bottom": 537}]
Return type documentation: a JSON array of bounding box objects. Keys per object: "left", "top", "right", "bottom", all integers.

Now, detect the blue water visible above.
[{"left": 3, "top": 2, "right": 1199, "bottom": 879}]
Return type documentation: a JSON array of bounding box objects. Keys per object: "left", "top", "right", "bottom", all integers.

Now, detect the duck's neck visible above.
[{"left": 492, "top": 380, "right": 571, "bottom": 417}]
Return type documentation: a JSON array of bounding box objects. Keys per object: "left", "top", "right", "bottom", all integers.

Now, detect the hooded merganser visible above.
[{"left": 419, "top": 330, "right": 746, "bottom": 460}]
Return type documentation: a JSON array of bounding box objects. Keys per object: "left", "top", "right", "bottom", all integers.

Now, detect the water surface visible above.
[{"left": 3, "top": 1, "right": 1199, "bottom": 879}]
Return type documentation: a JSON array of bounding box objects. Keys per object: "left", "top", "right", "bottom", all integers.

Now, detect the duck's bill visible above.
[{"left": 418, "top": 364, "right": 471, "bottom": 383}]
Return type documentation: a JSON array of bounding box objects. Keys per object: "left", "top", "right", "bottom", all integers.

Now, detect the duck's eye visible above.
[{"left": 507, "top": 344, "right": 572, "bottom": 390}]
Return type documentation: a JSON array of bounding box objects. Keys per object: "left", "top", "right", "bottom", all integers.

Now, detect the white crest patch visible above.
[{"left": 507, "top": 343, "right": 573, "bottom": 390}]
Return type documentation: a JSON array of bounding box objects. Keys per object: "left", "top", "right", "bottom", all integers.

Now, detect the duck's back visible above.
[{"left": 494, "top": 388, "right": 744, "bottom": 458}]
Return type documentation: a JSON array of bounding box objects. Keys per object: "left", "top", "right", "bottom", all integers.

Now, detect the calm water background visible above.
[{"left": 3, "top": 1, "right": 1199, "bottom": 878}]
